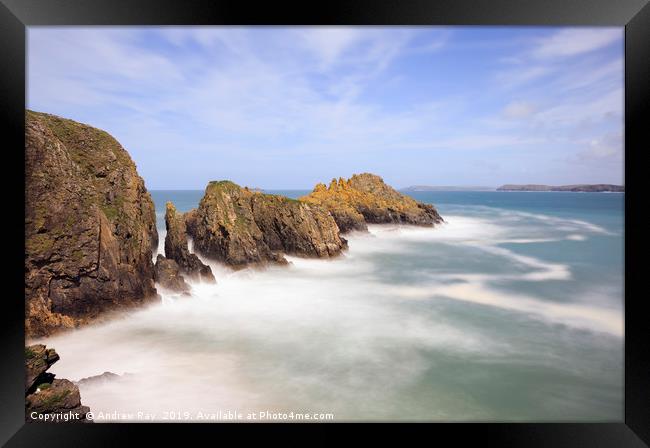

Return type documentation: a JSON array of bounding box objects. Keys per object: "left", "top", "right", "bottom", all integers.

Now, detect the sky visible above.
[{"left": 27, "top": 27, "right": 624, "bottom": 190}]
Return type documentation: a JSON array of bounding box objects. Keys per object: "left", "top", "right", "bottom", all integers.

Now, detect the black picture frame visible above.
[{"left": 1, "top": 0, "right": 648, "bottom": 445}]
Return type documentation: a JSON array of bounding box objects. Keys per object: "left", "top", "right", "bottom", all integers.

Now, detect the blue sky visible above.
[{"left": 27, "top": 27, "right": 624, "bottom": 189}]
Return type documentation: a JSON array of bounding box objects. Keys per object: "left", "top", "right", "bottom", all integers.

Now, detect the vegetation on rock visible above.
[
  {"left": 186, "top": 180, "right": 346, "bottom": 267},
  {"left": 301, "top": 173, "right": 444, "bottom": 233},
  {"left": 25, "top": 344, "right": 90, "bottom": 423},
  {"left": 25, "top": 110, "right": 159, "bottom": 337},
  {"left": 24, "top": 111, "right": 445, "bottom": 334}
]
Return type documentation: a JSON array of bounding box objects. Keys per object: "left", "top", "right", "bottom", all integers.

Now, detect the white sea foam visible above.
[
  {"left": 153, "top": 230, "right": 166, "bottom": 260},
  {"left": 499, "top": 209, "right": 613, "bottom": 235},
  {"left": 37, "top": 207, "right": 623, "bottom": 421},
  {"left": 343, "top": 218, "right": 620, "bottom": 335}
]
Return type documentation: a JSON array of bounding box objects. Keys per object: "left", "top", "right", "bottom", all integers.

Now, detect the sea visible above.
[{"left": 39, "top": 190, "right": 624, "bottom": 422}]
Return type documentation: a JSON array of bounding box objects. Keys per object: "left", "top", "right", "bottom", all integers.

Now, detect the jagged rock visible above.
[
  {"left": 186, "top": 181, "right": 346, "bottom": 267},
  {"left": 154, "top": 255, "right": 191, "bottom": 293},
  {"left": 301, "top": 173, "right": 444, "bottom": 232},
  {"left": 164, "top": 202, "right": 215, "bottom": 282},
  {"left": 25, "top": 344, "right": 59, "bottom": 394},
  {"left": 25, "top": 345, "right": 90, "bottom": 423},
  {"left": 303, "top": 182, "right": 368, "bottom": 233},
  {"left": 26, "top": 379, "right": 91, "bottom": 423},
  {"left": 25, "top": 111, "right": 159, "bottom": 337},
  {"left": 76, "top": 371, "right": 120, "bottom": 387}
]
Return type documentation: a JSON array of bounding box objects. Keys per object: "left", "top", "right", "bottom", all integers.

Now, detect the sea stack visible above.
[
  {"left": 25, "top": 111, "right": 159, "bottom": 337},
  {"left": 301, "top": 173, "right": 444, "bottom": 233},
  {"left": 164, "top": 201, "right": 215, "bottom": 282},
  {"left": 185, "top": 181, "right": 346, "bottom": 267},
  {"left": 154, "top": 255, "right": 192, "bottom": 293}
]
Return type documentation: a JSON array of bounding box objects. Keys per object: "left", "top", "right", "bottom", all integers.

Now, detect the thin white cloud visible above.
[
  {"left": 296, "top": 27, "right": 365, "bottom": 69},
  {"left": 391, "top": 134, "right": 545, "bottom": 151},
  {"left": 577, "top": 132, "right": 623, "bottom": 161},
  {"left": 495, "top": 65, "right": 552, "bottom": 89},
  {"left": 533, "top": 28, "right": 622, "bottom": 59},
  {"left": 532, "top": 87, "right": 623, "bottom": 127},
  {"left": 26, "top": 27, "right": 624, "bottom": 187}
]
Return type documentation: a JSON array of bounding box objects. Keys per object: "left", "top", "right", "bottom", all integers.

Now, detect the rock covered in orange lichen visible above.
[{"left": 301, "top": 173, "right": 444, "bottom": 233}]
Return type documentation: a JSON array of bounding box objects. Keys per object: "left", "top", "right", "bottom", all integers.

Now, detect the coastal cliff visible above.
[
  {"left": 25, "top": 345, "right": 90, "bottom": 423},
  {"left": 184, "top": 181, "right": 346, "bottom": 267},
  {"left": 24, "top": 111, "right": 445, "bottom": 333},
  {"left": 25, "top": 111, "right": 159, "bottom": 337},
  {"left": 301, "top": 173, "right": 444, "bottom": 233}
]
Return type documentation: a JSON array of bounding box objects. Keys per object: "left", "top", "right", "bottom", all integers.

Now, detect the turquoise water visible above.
[{"left": 45, "top": 190, "right": 624, "bottom": 422}]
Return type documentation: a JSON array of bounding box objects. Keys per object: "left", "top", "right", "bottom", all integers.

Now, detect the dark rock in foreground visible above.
[
  {"left": 164, "top": 202, "right": 215, "bottom": 282},
  {"left": 186, "top": 181, "right": 346, "bottom": 267},
  {"left": 154, "top": 255, "right": 191, "bottom": 293},
  {"left": 25, "top": 345, "right": 59, "bottom": 395},
  {"left": 497, "top": 184, "right": 625, "bottom": 192},
  {"left": 301, "top": 173, "right": 444, "bottom": 233},
  {"left": 25, "top": 345, "right": 90, "bottom": 423},
  {"left": 25, "top": 110, "right": 159, "bottom": 337}
]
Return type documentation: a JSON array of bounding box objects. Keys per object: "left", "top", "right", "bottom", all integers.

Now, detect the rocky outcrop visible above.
[
  {"left": 25, "top": 345, "right": 59, "bottom": 394},
  {"left": 154, "top": 255, "right": 191, "bottom": 293},
  {"left": 302, "top": 182, "right": 368, "bottom": 233},
  {"left": 25, "top": 345, "right": 90, "bottom": 423},
  {"left": 301, "top": 173, "right": 444, "bottom": 232},
  {"left": 25, "top": 111, "right": 159, "bottom": 337},
  {"left": 76, "top": 371, "right": 121, "bottom": 387},
  {"left": 185, "top": 181, "right": 346, "bottom": 267},
  {"left": 164, "top": 202, "right": 215, "bottom": 282}
]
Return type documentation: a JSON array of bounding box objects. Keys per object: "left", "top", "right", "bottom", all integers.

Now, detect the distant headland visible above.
[{"left": 496, "top": 184, "right": 624, "bottom": 192}]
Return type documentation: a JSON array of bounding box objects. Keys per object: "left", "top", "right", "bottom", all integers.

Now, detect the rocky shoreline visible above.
[
  {"left": 26, "top": 110, "right": 445, "bottom": 333},
  {"left": 25, "top": 110, "right": 446, "bottom": 419},
  {"left": 25, "top": 345, "right": 90, "bottom": 423}
]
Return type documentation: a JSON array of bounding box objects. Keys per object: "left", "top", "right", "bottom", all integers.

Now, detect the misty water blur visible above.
[{"left": 37, "top": 191, "right": 624, "bottom": 422}]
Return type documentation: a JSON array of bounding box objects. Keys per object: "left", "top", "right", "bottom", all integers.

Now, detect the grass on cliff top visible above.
[
  {"left": 26, "top": 110, "right": 156, "bottom": 254},
  {"left": 208, "top": 180, "right": 239, "bottom": 188},
  {"left": 39, "top": 389, "right": 71, "bottom": 408},
  {"left": 25, "top": 347, "right": 38, "bottom": 359},
  {"left": 259, "top": 193, "right": 300, "bottom": 203},
  {"left": 26, "top": 110, "right": 135, "bottom": 174},
  {"left": 201, "top": 181, "right": 304, "bottom": 231},
  {"left": 206, "top": 180, "right": 301, "bottom": 204},
  {"left": 205, "top": 180, "right": 242, "bottom": 203}
]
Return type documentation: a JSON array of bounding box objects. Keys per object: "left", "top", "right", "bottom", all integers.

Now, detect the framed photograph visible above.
[{"left": 1, "top": 0, "right": 648, "bottom": 445}]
